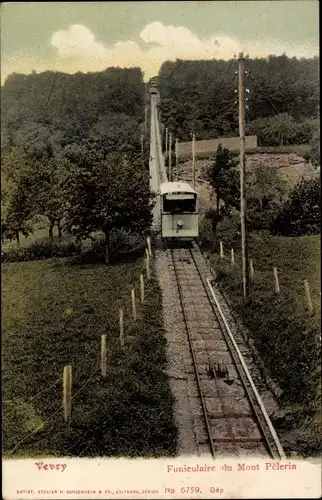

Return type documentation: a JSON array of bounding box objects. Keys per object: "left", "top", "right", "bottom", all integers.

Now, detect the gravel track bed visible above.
[
  {"left": 155, "top": 242, "right": 281, "bottom": 457},
  {"left": 155, "top": 248, "right": 199, "bottom": 455}
]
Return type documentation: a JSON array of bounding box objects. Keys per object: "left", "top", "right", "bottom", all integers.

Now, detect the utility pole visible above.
[
  {"left": 175, "top": 138, "right": 179, "bottom": 180},
  {"left": 238, "top": 52, "right": 249, "bottom": 298},
  {"left": 169, "top": 132, "right": 172, "bottom": 181},
  {"left": 165, "top": 127, "right": 168, "bottom": 155},
  {"left": 192, "top": 132, "right": 196, "bottom": 189},
  {"left": 144, "top": 106, "right": 148, "bottom": 135},
  {"left": 140, "top": 134, "right": 144, "bottom": 155}
]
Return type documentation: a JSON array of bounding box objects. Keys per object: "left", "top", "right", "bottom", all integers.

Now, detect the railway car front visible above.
[{"left": 160, "top": 182, "right": 199, "bottom": 240}]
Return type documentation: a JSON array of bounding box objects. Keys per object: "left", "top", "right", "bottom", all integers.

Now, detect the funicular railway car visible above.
[
  {"left": 160, "top": 182, "right": 199, "bottom": 240},
  {"left": 149, "top": 76, "right": 158, "bottom": 94}
]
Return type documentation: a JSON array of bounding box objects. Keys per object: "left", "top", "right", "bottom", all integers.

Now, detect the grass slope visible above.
[
  {"left": 2, "top": 257, "right": 177, "bottom": 457},
  {"left": 205, "top": 223, "right": 321, "bottom": 456}
]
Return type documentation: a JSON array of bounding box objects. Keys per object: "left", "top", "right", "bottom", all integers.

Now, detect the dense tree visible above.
[
  {"left": 271, "top": 177, "right": 321, "bottom": 236},
  {"left": 247, "top": 115, "right": 319, "bottom": 147},
  {"left": 1, "top": 67, "right": 145, "bottom": 153},
  {"left": 60, "top": 145, "right": 154, "bottom": 264},
  {"left": 248, "top": 164, "right": 287, "bottom": 211},
  {"left": 246, "top": 164, "right": 288, "bottom": 231},
  {"left": 204, "top": 144, "right": 239, "bottom": 238},
  {"left": 1, "top": 67, "right": 147, "bottom": 247},
  {"left": 1, "top": 149, "right": 35, "bottom": 244},
  {"left": 28, "top": 156, "right": 66, "bottom": 239},
  {"left": 157, "top": 56, "right": 319, "bottom": 142}
]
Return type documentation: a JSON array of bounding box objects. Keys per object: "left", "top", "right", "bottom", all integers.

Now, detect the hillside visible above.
[
  {"left": 3, "top": 256, "right": 177, "bottom": 457},
  {"left": 1, "top": 67, "right": 145, "bottom": 155},
  {"left": 157, "top": 55, "right": 319, "bottom": 142}
]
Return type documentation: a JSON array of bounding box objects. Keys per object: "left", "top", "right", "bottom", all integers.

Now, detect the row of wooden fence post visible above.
[
  {"left": 63, "top": 236, "right": 153, "bottom": 422},
  {"left": 218, "top": 240, "right": 315, "bottom": 316}
]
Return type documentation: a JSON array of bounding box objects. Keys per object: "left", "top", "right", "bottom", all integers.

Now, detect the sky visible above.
[{"left": 1, "top": 1, "right": 319, "bottom": 83}]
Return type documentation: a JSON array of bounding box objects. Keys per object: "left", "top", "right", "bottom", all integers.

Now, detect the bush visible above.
[
  {"left": 91, "top": 229, "right": 144, "bottom": 255},
  {"left": 199, "top": 210, "right": 241, "bottom": 252},
  {"left": 71, "top": 229, "right": 146, "bottom": 265},
  {"left": 2, "top": 238, "right": 81, "bottom": 263},
  {"left": 271, "top": 177, "right": 321, "bottom": 236},
  {"left": 248, "top": 207, "right": 279, "bottom": 231},
  {"left": 248, "top": 116, "right": 319, "bottom": 147}
]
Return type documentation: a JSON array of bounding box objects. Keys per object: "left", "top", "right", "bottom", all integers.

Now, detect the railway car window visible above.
[{"left": 163, "top": 197, "right": 196, "bottom": 213}]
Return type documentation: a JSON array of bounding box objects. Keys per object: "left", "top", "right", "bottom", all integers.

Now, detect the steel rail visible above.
[
  {"left": 206, "top": 276, "right": 286, "bottom": 460},
  {"left": 170, "top": 247, "right": 216, "bottom": 458},
  {"left": 189, "top": 246, "right": 286, "bottom": 460}
]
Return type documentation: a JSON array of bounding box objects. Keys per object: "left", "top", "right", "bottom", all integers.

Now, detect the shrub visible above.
[
  {"left": 73, "top": 229, "right": 146, "bottom": 265},
  {"left": 3, "top": 238, "right": 81, "bottom": 263},
  {"left": 271, "top": 177, "right": 321, "bottom": 236},
  {"left": 248, "top": 207, "right": 279, "bottom": 231}
]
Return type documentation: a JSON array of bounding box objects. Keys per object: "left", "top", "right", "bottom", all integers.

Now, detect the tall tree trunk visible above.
[
  {"left": 57, "top": 220, "right": 62, "bottom": 239},
  {"left": 259, "top": 197, "right": 263, "bottom": 211},
  {"left": 104, "top": 230, "right": 110, "bottom": 265},
  {"left": 49, "top": 219, "right": 55, "bottom": 240},
  {"left": 280, "top": 132, "right": 284, "bottom": 147},
  {"left": 15, "top": 231, "right": 20, "bottom": 247}
]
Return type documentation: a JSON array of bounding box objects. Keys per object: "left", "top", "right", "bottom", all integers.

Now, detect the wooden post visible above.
[
  {"left": 273, "top": 267, "right": 280, "bottom": 294},
  {"left": 131, "top": 289, "right": 137, "bottom": 320},
  {"left": 63, "top": 365, "right": 72, "bottom": 422},
  {"left": 146, "top": 257, "right": 151, "bottom": 280},
  {"left": 145, "top": 247, "right": 149, "bottom": 259},
  {"left": 140, "top": 274, "right": 145, "bottom": 304},
  {"left": 119, "top": 308, "right": 124, "bottom": 348},
  {"left": 250, "top": 258, "right": 254, "bottom": 277},
  {"left": 192, "top": 132, "right": 196, "bottom": 189},
  {"left": 238, "top": 52, "right": 250, "bottom": 298},
  {"left": 144, "top": 106, "right": 148, "bottom": 135},
  {"left": 147, "top": 236, "right": 152, "bottom": 258},
  {"left": 231, "top": 249, "right": 235, "bottom": 265},
  {"left": 165, "top": 127, "right": 168, "bottom": 155},
  {"left": 140, "top": 134, "right": 144, "bottom": 155},
  {"left": 303, "top": 279, "right": 314, "bottom": 316},
  {"left": 220, "top": 241, "right": 224, "bottom": 258},
  {"left": 101, "top": 335, "right": 107, "bottom": 378},
  {"left": 169, "top": 132, "right": 172, "bottom": 181},
  {"left": 175, "top": 138, "right": 179, "bottom": 180}
]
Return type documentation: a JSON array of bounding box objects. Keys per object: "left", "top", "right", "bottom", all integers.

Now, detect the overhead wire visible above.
[
  {"left": 212, "top": 58, "right": 236, "bottom": 100},
  {"left": 248, "top": 71, "right": 281, "bottom": 115},
  {"left": 7, "top": 405, "right": 64, "bottom": 456},
  {"left": 4, "top": 378, "right": 61, "bottom": 419}
]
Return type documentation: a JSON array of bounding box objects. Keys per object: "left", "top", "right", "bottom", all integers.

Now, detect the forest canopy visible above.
[
  {"left": 1, "top": 67, "right": 150, "bottom": 257},
  {"left": 157, "top": 55, "right": 319, "bottom": 142}
]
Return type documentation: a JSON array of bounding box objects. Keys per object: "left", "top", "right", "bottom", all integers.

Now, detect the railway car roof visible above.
[{"left": 160, "top": 182, "right": 197, "bottom": 195}]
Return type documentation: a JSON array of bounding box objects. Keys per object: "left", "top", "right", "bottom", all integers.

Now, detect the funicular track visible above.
[{"left": 167, "top": 242, "right": 285, "bottom": 459}]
